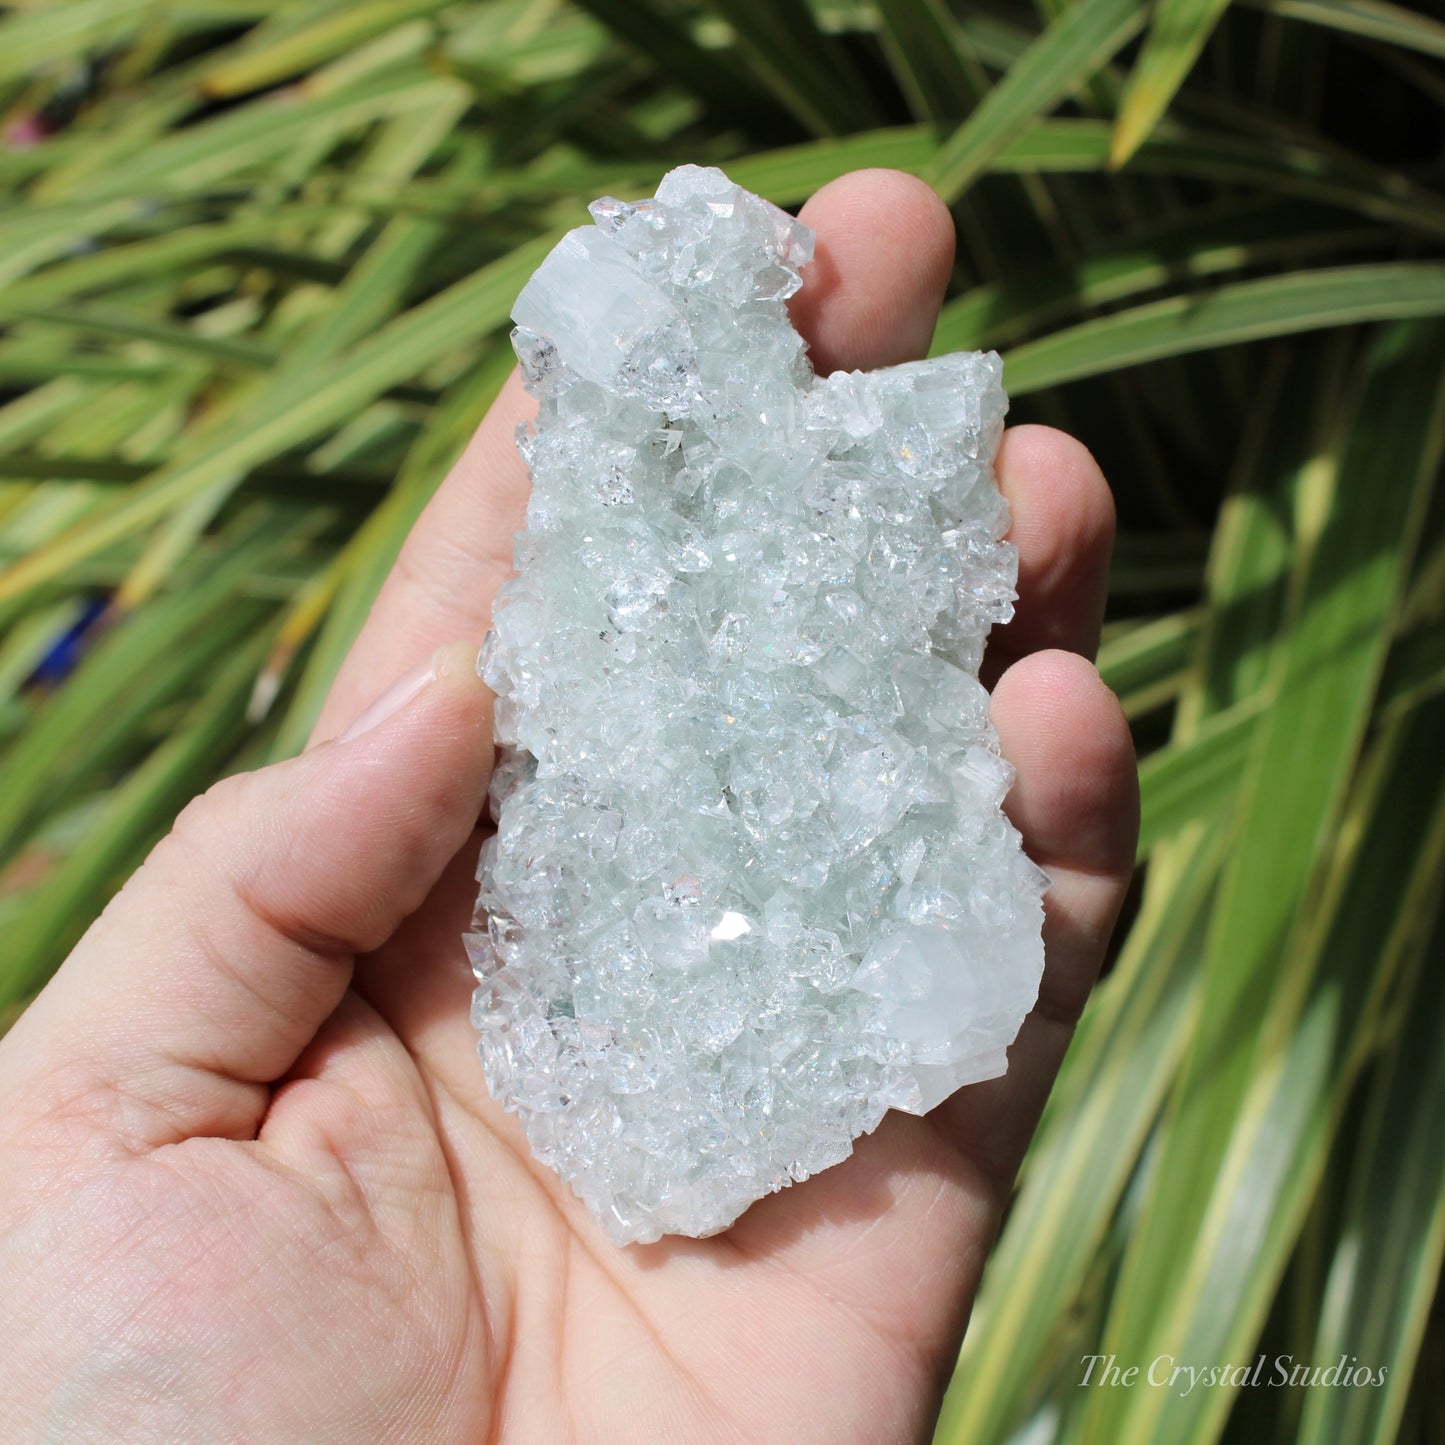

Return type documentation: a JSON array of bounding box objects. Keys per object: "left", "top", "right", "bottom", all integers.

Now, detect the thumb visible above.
[{"left": 0, "top": 641, "right": 493, "bottom": 1149}]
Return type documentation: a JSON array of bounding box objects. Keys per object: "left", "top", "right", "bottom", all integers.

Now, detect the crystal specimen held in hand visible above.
[{"left": 471, "top": 165, "right": 1046, "bottom": 1246}]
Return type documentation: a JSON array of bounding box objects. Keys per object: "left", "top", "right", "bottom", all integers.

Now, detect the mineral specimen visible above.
[{"left": 470, "top": 165, "right": 1046, "bottom": 1246}]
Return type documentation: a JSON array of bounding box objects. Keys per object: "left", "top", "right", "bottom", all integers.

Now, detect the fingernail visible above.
[{"left": 339, "top": 655, "right": 438, "bottom": 742}]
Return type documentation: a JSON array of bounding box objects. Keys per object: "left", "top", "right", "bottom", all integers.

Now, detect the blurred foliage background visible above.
[{"left": 0, "top": 0, "right": 1442, "bottom": 1440}]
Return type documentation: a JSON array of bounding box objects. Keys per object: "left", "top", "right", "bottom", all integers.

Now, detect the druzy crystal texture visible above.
[{"left": 471, "top": 165, "right": 1046, "bottom": 1246}]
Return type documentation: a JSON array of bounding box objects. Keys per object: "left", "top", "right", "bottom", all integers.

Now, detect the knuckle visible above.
[{"left": 169, "top": 772, "right": 253, "bottom": 853}]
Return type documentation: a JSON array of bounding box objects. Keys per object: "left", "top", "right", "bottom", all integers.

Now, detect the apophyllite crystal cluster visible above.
[{"left": 470, "top": 165, "right": 1046, "bottom": 1246}]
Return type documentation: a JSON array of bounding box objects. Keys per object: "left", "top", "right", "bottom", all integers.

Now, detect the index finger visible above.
[{"left": 310, "top": 169, "right": 958, "bottom": 742}]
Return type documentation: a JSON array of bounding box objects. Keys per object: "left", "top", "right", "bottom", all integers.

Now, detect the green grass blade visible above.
[
  {"left": 1002, "top": 264, "right": 1445, "bottom": 393},
  {"left": 994, "top": 121, "right": 1445, "bottom": 239},
  {"left": 1175, "top": 342, "right": 1348, "bottom": 735},
  {"left": 704, "top": 0, "right": 884, "bottom": 135},
  {"left": 926, "top": 0, "right": 1147, "bottom": 203},
  {"left": 873, "top": 0, "right": 987, "bottom": 121},
  {"left": 1137, "top": 699, "right": 1261, "bottom": 856},
  {"left": 11, "top": 305, "right": 274, "bottom": 373},
  {"left": 1379, "top": 612, "right": 1445, "bottom": 716},
  {"left": 0, "top": 200, "right": 148, "bottom": 292},
  {"left": 1242, "top": 0, "right": 1445, "bottom": 60},
  {"left": 0, "top": 214, "right": 332, "bottom": 315},
  {"left": 0, "top": 377, "right": 96, "bottom": 453},
  {"left": 195, "top": 0, "right": 455, "bottom": 96},
  {"left": 1112, "top": 0, "right": 1235, "bottom": 167},
  {"left": 1098, "top": 607, "right": 1205, "bottom": 718}
]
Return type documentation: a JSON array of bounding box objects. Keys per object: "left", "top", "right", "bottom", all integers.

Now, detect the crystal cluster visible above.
[{"left": 471, "top": 165, "right": 1045, "bottom": 1246}]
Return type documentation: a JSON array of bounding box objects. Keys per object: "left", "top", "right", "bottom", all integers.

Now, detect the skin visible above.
[{"left": 0, "top": 170, "right": 1137, "bottom": 1443}]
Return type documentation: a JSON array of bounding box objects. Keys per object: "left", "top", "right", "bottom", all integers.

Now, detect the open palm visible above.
[{"left": 0, "top": 171, "right": 1136, "bottom": 1443}]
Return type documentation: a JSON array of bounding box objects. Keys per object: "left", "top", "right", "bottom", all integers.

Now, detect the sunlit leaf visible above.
[{"left": 1112, "top": 0, "right": 1235, "bottom": 167}]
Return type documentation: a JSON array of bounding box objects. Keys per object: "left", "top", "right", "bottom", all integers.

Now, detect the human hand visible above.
[{"left": 0, "top": 170, "right": 1137, "bottom": 1443}]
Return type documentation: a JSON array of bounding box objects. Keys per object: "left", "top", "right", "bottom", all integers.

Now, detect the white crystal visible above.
[{"left": 471, "top": 165, "right": 1045, "bottom": 1246}]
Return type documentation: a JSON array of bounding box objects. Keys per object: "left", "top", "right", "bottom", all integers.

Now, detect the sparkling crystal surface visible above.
[{"left": 471, "top": 165, "right": 1046, "bottom": 1246}]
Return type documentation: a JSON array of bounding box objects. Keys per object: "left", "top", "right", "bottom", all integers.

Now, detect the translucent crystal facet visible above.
[{"left": 471, "top": 165, "right": 1046, "bottom": 1246}]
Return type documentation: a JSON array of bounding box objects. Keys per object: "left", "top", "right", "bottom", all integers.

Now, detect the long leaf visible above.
[
  {"left": 704, "top": 0, "right": 883, "bottom": 135},
  {"left": 1242, "top": 0, "right": 1445, "bottom": 59},
  {"left": 994, "top": 121, "right": 1445, "bottom": 239},
  {"left": 873, "top": 0, "right": 987, "bottom": 121},
  {"left": 196, "top": 0, "right": 455, "bottom": 96},
  {"left": 1097, "top": 608, "right": 1205, "bottom": 718},
  {"left": 1112, "top": 0, "right": 1235, "bottom": 167},
  {"left": 1137, "top": 700, "right": 1260, "bottom": 856},
  {"left": 1002, "top": 263, "right": 1445, "bottom": 392},
  {"left": 926, "top": 0, "right": 1147, "bottom": 202}
]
